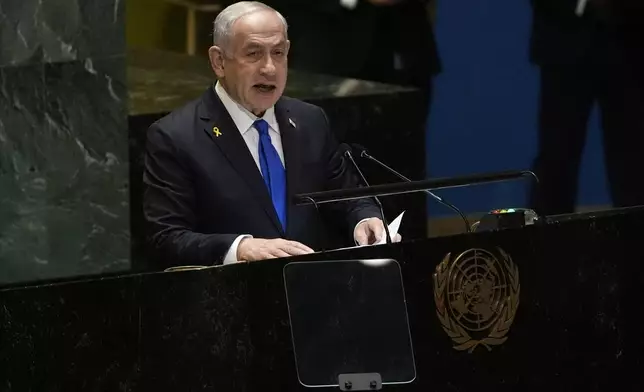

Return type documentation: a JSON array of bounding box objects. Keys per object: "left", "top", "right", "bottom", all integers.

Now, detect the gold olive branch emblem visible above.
[{"left": 433, "top": 248, "right": 520, "bottom": 353}]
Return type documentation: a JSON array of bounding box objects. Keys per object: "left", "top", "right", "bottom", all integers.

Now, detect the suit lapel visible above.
[
  {"left": 199, "top": 87, "right": 283, "bottom": 234},
  {"left": 275, "top": 100, "right": 301, "bottom": 237}
]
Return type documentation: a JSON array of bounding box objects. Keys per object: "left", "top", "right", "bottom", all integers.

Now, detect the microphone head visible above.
[
  {"left": 337, "top": 143, "right": 353, "bottom": 158},
  {"left": 349, "top": 143, "right": 369, "bottom": 158}
]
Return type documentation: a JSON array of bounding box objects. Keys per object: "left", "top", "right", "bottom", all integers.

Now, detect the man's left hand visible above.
[{"left": 354, "top": 218, "right": 402, "bottom": 245}]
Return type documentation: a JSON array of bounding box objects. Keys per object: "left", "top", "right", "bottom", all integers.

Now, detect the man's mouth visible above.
[{"left": 254, "top": 84, "right": 276, "bottom": 93}]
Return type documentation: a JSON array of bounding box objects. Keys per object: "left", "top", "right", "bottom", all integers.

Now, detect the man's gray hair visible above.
[{"left": 213, "top": 1, "right": 288, "bottom": 50}]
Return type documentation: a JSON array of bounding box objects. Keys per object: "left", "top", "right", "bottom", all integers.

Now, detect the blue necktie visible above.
[{"left": 254, "top": 119, "right": 287, "bottom": 229}]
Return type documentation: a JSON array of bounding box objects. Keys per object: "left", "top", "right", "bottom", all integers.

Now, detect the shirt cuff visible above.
[
  {"left": 340, "top": 0, "right": 359, "bottom": 10},
  {"left": 223, "top": 234, "right": 253, "bottom": 265}
]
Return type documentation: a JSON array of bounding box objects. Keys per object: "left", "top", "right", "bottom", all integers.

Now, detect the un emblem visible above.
[{"left": 433, "top": 248, "right": 520, "bottom": 353}]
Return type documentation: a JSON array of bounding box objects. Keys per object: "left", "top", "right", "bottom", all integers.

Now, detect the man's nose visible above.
[{"left": 260, "top": 55, "right": 277, "bottom": 75}]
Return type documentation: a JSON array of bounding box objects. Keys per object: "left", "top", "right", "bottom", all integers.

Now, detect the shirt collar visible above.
[{"left": 214, "top": 81, "right": 279, "bottom": 135}]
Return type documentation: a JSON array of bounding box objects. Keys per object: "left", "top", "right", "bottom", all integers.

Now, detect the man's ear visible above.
[{"left": 208, "top": 46, "right": 226, "bottom": 78}]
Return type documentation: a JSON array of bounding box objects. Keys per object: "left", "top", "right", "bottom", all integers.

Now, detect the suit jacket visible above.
[
  {"left": 142, "top": 86, "right": 382, "bottom": 268},
  {"left": 529, "top": 0, "right": 644, "bottom": 66},
  {"left": 252, "top": 0, "right": 440, "bottom": 88}
]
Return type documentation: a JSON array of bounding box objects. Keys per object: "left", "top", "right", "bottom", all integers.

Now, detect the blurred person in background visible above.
[{"left": 528, "top": 0, "right": 644, "bottom": 216}]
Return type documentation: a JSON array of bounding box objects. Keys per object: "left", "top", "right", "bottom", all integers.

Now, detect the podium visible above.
[{"left": 2, "top": 205, "right": 644, "bottom": 391}]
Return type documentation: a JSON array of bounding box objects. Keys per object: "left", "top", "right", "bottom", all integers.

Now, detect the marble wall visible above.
[{"left": 0, "top": 0, "right": 129, "bottom": 284}]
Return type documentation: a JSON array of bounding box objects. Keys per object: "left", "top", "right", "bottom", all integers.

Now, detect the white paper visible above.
[
  {"left": 330, "top": 211, "right": 406, "bottom": 252},
  {"left": 375, "top": 211, "right": 405, "bottom": 245}
]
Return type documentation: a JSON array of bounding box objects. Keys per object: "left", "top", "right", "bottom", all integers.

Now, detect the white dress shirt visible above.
[
  {"left": 215, "top": 82, "right": 285, "bottom": 264},
  {"left": 214, "top": 82, "right": 372, "bottom": 264},
  {"left": 215, "top": 81, "right": 284, "bottom": 168}
]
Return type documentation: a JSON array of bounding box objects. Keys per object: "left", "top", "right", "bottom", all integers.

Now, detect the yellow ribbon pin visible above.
[{"left": 213, "top": 126, "right": 222, "bottom": 137}]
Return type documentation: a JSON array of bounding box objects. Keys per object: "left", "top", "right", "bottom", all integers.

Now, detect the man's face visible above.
[{"left": 209, "top": 10, "right": 289, "bottom": 116}]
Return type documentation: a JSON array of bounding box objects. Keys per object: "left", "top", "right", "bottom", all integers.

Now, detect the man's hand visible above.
[
  {"left": 354, "top": 218, "right": 402, "bottom": 245},
  {"left": 237, "top": 238, "right": 314, "bottom": 262}
]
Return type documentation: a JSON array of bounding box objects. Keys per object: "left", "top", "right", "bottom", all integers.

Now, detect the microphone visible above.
[
  {"left": 350, "top": 143, "right": 471, "bottom": 233},
  {"left": 339, "top": 143, "right": 393, "bottom": 245}
]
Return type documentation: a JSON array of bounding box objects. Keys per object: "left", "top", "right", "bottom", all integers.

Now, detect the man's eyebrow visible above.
[
  {"left": 243, "top": 38, "right": 286, "bottom": 49},
  {"left": 243, "top": 42, "right": 263, "bottom": 49}
]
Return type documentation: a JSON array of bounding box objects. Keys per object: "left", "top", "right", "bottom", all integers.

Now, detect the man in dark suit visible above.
[
  {"left": 528, "top": 0, "right": 644, "bottom": 216},
  {"left": 143, "top": 1, "right": 395, "bottom": 268}
]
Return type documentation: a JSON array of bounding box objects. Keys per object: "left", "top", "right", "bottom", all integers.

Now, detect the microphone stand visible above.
[
  {"left": 302, "top": 196, "right": 330, "bottom": 256},
  {"left": 355, "top": 147, "right": 471, "bottom": 233},
  {"left": 344, "top": 150, "right": 393, "bottom": 245}
]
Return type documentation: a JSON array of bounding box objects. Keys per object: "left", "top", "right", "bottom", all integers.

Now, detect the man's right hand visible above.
[{"left": 237, "top": 238, "right": 314, "bottom": 262}]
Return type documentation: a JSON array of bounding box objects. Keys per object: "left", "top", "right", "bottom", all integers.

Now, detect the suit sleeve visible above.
[
  {"left": 317, "top": 108, "right": 383, "bottom": 233},
  {"left": 142, "top": 123, "right": 239, "bottom": 268}
]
